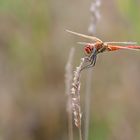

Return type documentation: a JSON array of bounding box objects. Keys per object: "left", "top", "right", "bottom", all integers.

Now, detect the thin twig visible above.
[
  {"left": 71, "top": 58, "right": 85, "bottom": 128},
  {"left": 85, "top": 1, "right": 101, "bottom": 140},
  {"left": 71, "top": 57, "right": 90, "bottom": 140},
  {"left": 88, "top": 0, "right": 101, "bottom": 35},
  {"left": 65, "top": 47, "right": 75, "bottom": 140}
]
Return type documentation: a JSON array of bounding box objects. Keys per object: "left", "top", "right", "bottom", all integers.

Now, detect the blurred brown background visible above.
[{"left": 0, "top": 0, "right": 140, "bottom": 140}]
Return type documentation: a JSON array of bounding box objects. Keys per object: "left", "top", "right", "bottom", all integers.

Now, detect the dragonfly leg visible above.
[
  {"left": 86, "top": 54, "right": 97, "bottom": 68},
  {"left": 81, "top": 46, "right": 107, "bottom": 71},
  {"left": 81, "top": 48, "right": 98, "bottom": 71},
  {"left": 81, "top": 55, "right": 97, "bottom": 71}
]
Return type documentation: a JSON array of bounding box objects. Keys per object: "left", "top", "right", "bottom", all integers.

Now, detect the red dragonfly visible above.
[{"left": 66, "top": 30, "right": 140, "bottom": 69}]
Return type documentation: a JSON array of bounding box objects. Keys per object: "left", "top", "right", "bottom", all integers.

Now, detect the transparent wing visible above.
[
  {"left": 77, "top": 42, "right": 95, "bottom": 46},
  {"left": 105, "top": 41, "right": 137, "bottom": 45},
  {"left": 66, "top": 30, "right": 102, "bottom": 42}
]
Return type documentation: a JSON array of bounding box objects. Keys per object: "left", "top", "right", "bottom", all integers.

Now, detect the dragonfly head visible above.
[{"left": 84, "top": 43, "right": 94, "bottom": 55}]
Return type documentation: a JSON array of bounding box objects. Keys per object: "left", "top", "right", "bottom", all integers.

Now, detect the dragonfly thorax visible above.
[{"left": 84, "top": 42, "right": 106, "bottom": 55}]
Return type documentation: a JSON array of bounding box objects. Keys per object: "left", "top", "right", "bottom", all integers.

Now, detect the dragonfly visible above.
[{"left": 66, "top": 30, "right": 140, "bottom": 70}]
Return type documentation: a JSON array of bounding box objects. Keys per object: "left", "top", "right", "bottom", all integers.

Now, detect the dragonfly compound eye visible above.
[{"left": 84, "top": 45, "right": 93, "bottom": 55}]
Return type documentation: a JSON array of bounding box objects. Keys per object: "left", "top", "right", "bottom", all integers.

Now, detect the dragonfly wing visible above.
[
  {"left": 66, "top": 30, "right": 102, "bottom": 42},
  {"left": 77, "top": 42, "right": 91, "bottom": 45},
  {"left": 105, "top": 41, "right": 137, "bottom": 45},
  {"left": 77, "top": 42, "right": 96, "bottom": 46},
  {"left": 108, "top": 45, "right": 140, "bottom": 51}
]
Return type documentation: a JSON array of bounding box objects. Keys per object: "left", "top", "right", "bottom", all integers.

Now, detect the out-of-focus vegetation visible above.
[
  {"left": 0, "top": 0, "right": 140, "bottom": 140},
  {"left": 117, "top": 0, "right": 140, "bottom": 40}
]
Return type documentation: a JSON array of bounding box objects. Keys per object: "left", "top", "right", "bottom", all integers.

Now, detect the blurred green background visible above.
[{"left": 0, "top": 0, "right": 140, "bottom": 140}]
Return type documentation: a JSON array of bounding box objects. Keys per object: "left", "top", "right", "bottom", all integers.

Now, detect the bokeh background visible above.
[{"left": 0, "top": 0, "right": 140, "bottom": 140}]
